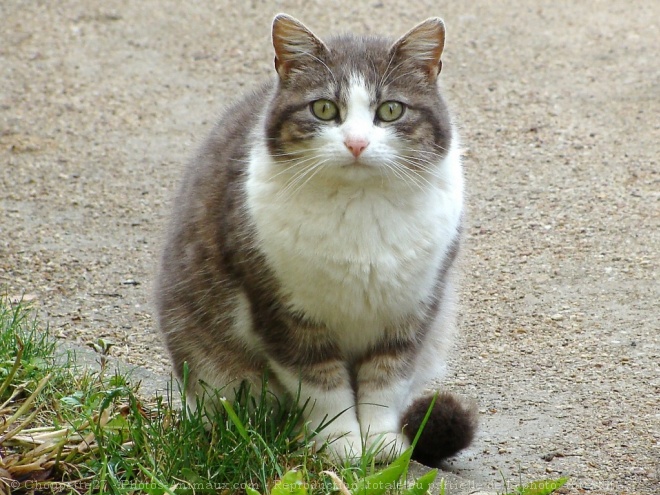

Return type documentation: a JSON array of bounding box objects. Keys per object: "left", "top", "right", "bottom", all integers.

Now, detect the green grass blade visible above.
[
  {"left": 402, "top": 392, "right": 438, "bottom": 484},
  {"left": 272, "top": 469, "right": 307, "bottom": 495},
  {"left": 0, "top": 372, "right": 51, "bottom": 434},
  {"left": 219, "top": 396, "right": 250, "bottom": 442},
  {"left": 136, "top": 462, "right": 177, "bottom": 495},
  {"left": 0, "top": 335, "right": 24, "bottom": 400},
  {"left": 401, "top": 468, "right": 438, "bottom": 495},
  {"left": 351, "top": 448, "right": 412, "bottom": 495},
  {"left": 409, "top": 393, "right": 438, "bottom": 450}
]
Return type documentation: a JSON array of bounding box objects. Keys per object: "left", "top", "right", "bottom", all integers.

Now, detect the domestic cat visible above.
[{"left": 155, "top": 13, "right": 476, "bottom": 465}]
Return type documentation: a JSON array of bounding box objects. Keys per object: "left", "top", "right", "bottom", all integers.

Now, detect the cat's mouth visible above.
[{"left": 341, "top": 157, "right": 373, "bottom": 169}]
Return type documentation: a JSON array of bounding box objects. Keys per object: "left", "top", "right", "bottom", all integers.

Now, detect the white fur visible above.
[
  {"left": 232, "top": 291, "right": 261, "bottom": 351},
  {"left": 358, "top": 375, "right": 412, "bottom": 458},
  {"left": 269, "top": 360, "right": 363, "bottom": 459},
  {"left": 246, "top": 77, "right": 463, "bottom": 364}
]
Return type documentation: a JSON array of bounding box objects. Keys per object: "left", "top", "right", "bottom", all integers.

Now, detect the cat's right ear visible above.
[{"left": 272, "top": 14, "right": 328, "bottom": 80}]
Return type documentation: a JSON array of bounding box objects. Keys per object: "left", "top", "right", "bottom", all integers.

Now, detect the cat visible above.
[{"left": 155, "top": 13, "right": 476, "bottom": 465}]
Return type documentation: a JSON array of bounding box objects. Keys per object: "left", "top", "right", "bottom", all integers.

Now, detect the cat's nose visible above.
[{"left": 344, "top": 137, "right": 369, "bottom": 158}]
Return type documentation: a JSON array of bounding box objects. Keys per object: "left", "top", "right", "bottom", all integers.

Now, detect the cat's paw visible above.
[
  {"left": 318, "top": 432, "right": 363, "bottom": 462},
  {"left": 364, "top": 432, "right": 410, "bottom": 463}
]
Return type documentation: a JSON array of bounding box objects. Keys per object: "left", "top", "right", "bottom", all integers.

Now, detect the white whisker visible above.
[
  {"left": 382, "top": 68, "right": 421, "bottom": 86},
  {"left": 276, "top": 155, "right": 331, "bottom": 201},
  {"left": 382, "top": 158, "right": 425, "bottom": 193},
  {"left": 395, "top": 156, "right": 445, "bottom": 182},
  {"left": 399, "top": 146, "right": 449, "bottom": 157},
  {"left": 379, "top": 58, "right": 407, "bottom": 89},
  {"left": 297, "top": 50, "right": 337, "bottom": 85}
]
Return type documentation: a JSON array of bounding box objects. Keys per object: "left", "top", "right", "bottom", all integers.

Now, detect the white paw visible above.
[
  {"left": 317, "top": 431, "right": 363, "bottom": 462},
  {"left": 365, "top": 432, "right": 410, "bottom": 463}
]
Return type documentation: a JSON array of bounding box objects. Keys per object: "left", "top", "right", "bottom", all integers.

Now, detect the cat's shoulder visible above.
[{"left": 204, "top": 82, "right": 274, "bottom": 154}]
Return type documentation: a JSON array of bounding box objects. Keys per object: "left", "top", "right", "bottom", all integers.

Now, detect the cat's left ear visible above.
[
  {"left": 390, "top": 18, "right": 446, "bottom": 80},
  {"left": 272, "top": 14, "right": 329, "bottom": 80}
]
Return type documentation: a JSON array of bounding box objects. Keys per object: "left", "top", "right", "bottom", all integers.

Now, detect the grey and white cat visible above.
[{"left": 155, "top": 14, "right": 476, "bottom": 465}]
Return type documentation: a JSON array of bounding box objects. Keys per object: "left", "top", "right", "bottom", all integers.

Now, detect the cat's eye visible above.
[
  {"left": 376, "top": 101, "right": 405, "bottom": 122},
  {"left": 311, "top": 99, "right": 339, "bottom": 121}
]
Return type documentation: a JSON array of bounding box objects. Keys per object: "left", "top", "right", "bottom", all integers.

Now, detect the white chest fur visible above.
[{"left": 246, "top": 142, "right": 464, "bottom": 353}]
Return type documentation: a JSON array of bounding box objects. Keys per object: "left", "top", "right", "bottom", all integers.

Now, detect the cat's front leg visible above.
[
  {"left": 355, "top": 347, "right": 415, "bottom": 462},
  {"left": 269, "top": 360, "right": 362, "bottom": 460},
  {"left": 254, "top": 312, "right": 362, "bottom": 461}
]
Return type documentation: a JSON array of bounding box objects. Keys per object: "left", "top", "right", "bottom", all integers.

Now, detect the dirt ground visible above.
[{"left": 1, "top": 0, "right": 658, "bottom": 493}]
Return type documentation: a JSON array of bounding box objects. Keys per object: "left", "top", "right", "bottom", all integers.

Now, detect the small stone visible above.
[{"left": 541, "top": 452, "right": 558, "bottom": 461}]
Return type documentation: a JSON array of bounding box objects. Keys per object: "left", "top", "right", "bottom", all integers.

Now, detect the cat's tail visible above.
[{"left": 401, "top": 391, "right": 478, "bottom": 467}]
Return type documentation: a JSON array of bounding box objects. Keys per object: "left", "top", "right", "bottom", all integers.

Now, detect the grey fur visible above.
[{"left": 155, "top": 14, "right": 475, "bottom": 463}]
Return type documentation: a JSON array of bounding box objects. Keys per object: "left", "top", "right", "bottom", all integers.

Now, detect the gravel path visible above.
[{"left": 1, "top": 1, "right": 658, "bottom": 493}]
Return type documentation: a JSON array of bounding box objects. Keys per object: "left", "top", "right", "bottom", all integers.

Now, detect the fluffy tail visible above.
[{"left": 401, "top": 392, "right": 477, "bottom": 466}]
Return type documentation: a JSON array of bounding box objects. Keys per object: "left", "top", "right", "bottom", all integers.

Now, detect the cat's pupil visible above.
[
  {"left": 311, "top": 99, "right": 338, "bottom": 121},
  {"left": 376, "top": 101, "right": 404, "bottom": 122}
]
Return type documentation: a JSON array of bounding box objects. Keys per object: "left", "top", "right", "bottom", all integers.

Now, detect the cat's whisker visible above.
[
  {"left": 278, "top": 165, "right": 317, "bottom": 197},
  {"left": 266, "top": 154, "right": 330, "bottom": 180},
  {"left": 276, "top": 156, "right": 326, "bottom": 195},
  {"left": 396, "top": 154, "right": 442, "bottom": 171},
  {"left": 228, "top": 157, "right": 250, "bottom": 165},
  {"left": 393, "top": 156, "right": 447, "bottom": 183},
  {"left": 381, "top": 158, "right": 426, "bottom": 193},
  {"left": 268, "top": 145, "right": 330, "bottom": 159},
  {"left": 388, "top": 155, "right": 441, "bottom": 190},
  {"left": 260, "top": 155, "right": 310, "bottom": 173},
  {"left": 393, "top": 151, "right": 436, "bottom": 165},
  {"left": 270, "top": 159, "right": 318, "bottom": 172},
  {"left": 394, "top": 150, "right": 447, "bottom": 170},
  {"left": 273, "top": 148, "right": 328, "bottom": 159},
  {"left": 277, "top": 160, "right": 330, "bottom": 201},
  {"left": 399, "top": 146, "right": 448, "bottom": 159},
  {"left": 289, "top": 160, "right": 331, "bottom": 198},
  {"left": 268, "top": 151, "right": 314, "bottom": 160},
  {"left": 379, "top": 58, "right": 408, "bottom": 89},
  {"left": 382, "top": 67, "right": 423, "bottom": 87},
  {"left": 396, "top": 168, "right": 434, "bottom": 192},
  {"left": 379, "top": 161, "right": 394, "bottom": 189},
  {"left": 269, "top": 162, "right": 312, "bottom": 181},
  {"left": 429, "top": 142, "right": 451, "bottom": 154},
  {"left": 297, "top": 50, "right": 337, "bottom": 85},
  {"left": 227, "top": 148, "right": 313, "bottom": 165},
  {"left": 396, "top": 155, "right": 443, "bottom": 171},
  {"left": 377, "top": 55, "right": 395, "bottom": 89}
]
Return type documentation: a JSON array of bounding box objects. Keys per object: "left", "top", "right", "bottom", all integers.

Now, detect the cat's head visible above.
[{"left": 264, "top": 14, "right": 453, "bottom": 190}]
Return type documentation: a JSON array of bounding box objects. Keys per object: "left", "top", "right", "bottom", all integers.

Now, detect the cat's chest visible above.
[{"left": 246, "top": 155, "right": 462, "bottom": 346}]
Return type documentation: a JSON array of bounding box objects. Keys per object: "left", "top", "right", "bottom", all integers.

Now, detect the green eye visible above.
[
  {"left": 311, "top": 99, "right": 339, "bottom": 121},
  {"left": 376, "top": 101, "right": 405, "bottom": 122}
]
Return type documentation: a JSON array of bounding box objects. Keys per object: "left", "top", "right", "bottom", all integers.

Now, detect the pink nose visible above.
[{"left": 344, "top": 137, "right": 369, "bottom": 158}]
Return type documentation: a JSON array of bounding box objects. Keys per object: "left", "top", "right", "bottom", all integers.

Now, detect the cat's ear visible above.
[
  {"left": 390, "top": 18, "right": 446, "bottom": 80},
  {"left": 272, "top": 14, "right": 329, "bottom": 80}
]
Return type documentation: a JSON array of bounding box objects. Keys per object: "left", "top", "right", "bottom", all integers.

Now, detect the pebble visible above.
[{"left": 2, "top": 3, "right": 657, "bottom": 495}]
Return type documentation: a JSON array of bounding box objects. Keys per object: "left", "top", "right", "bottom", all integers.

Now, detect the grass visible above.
[{"left": 0, "top": 297, "right": 568, "bottom": 495}]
